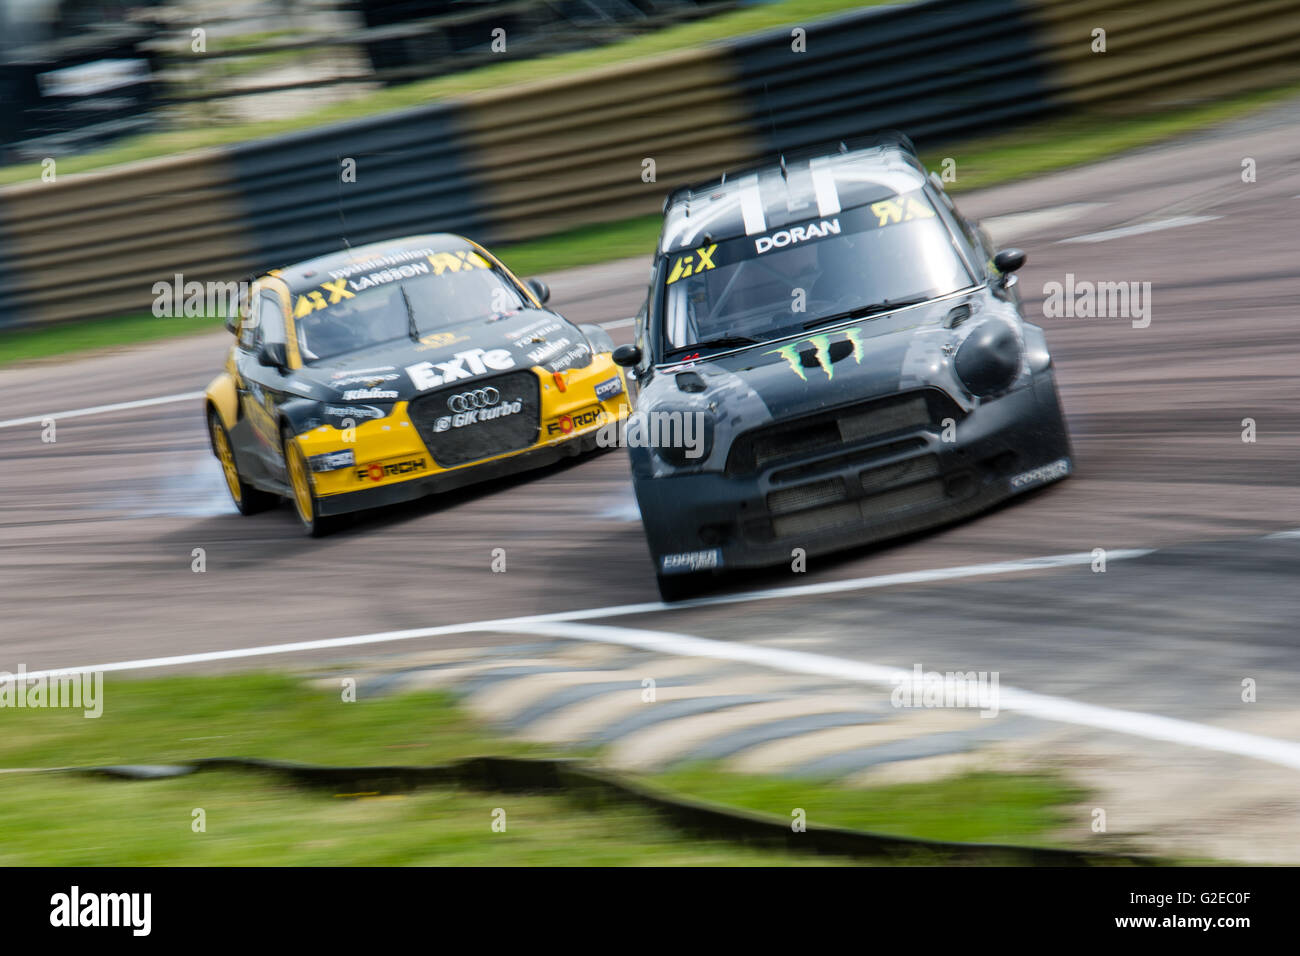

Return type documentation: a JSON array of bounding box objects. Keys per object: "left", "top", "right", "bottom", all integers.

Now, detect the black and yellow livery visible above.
[{"left": 205, "top": 234, "right": 629, "bottom": 535}]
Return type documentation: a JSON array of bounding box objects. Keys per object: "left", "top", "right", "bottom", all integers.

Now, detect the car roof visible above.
[
  {"left": 658, "top": 135, "right": 930, "bottom": 255},
  {"left": 268, "top": 234, "right": 483, "bottom": 294}
]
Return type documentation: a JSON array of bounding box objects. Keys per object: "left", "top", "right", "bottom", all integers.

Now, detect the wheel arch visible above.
[{"left": 205, "top": 373, "right": 239, "bottom": 433}]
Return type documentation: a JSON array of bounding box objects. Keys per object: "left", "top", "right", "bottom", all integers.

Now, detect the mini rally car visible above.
[
  {"left": 205, "top": 234, "right": 628, "bottom": 535},
  {"left": 613, "top": 135, "right": 1072, "bottom": 598}
]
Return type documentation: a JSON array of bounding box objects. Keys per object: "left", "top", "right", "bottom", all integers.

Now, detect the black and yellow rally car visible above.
[{"left": 205, "top": 234, "right": 629, "bottom": 535}]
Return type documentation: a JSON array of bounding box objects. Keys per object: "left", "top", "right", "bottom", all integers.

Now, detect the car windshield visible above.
[
  {"left": 659, "top": 189, "right": 975, "bottom": 354},
  {"left": 293, "top": 249, "right": 528, "bottom": 363}
]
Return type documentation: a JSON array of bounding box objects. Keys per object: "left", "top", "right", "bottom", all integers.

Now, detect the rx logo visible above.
[{"left": 665, "top": 243, "right": 718, "bottom": 285}]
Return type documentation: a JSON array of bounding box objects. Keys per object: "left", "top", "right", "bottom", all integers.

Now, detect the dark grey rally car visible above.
[{"left": 613, "top": 135, "right": 1072, "bottom": 599}]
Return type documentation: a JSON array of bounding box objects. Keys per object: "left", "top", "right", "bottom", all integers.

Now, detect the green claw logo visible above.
[
  {"left": 767, "top": 329, "right": 864, "bottom": 381},
  {"left": 767, "top": 342, "right": 807, "bottom": 381}
]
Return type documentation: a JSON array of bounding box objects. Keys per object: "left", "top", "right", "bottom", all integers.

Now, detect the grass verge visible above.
[
  {"left": 0, "top": 313, "right": 223, "bottom": 367},
  {"left": 0, "top": 673, "right": 1083, "bottom": 865}
]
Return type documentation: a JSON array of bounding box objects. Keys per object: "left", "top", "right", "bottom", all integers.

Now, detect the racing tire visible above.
[
  {"left": 282, "top": 425, "right": 344, "bottom": 538},
  {"left": 209, "top": 409, "right": 277, "bottom": 516}
]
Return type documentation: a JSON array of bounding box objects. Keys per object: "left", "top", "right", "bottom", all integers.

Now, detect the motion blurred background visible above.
[
  {"left": 2, "top": 0, "right": 1297, "bottom": 335},
  {"left": 2, "top": 0, "right": 1299, "bottom": 867}
]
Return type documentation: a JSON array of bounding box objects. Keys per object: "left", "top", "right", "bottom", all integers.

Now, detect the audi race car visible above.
[
  {"left": 613, "top": 135, "right": 1072, "bottom": 598},
  {"left": 205, "top": 234, "right": 629, "bottom": 535}
]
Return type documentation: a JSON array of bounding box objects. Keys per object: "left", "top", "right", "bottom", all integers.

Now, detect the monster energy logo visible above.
[{"left": 766, "top": 329, "right": 864, "bottom": 381}]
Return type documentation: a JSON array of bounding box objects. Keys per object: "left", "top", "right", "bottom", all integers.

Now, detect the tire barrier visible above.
[{"left": 2, "top": 0, "right": 1297, "bottom": 329}]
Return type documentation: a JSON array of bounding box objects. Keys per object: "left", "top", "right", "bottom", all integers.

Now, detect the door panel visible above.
[{"left": 235, "top": 293, "right": 292, "bottom": 482}]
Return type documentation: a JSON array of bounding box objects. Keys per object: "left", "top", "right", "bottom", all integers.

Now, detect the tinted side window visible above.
[
  {"left": 927, "top": 185, "right": 985, "bottom": 279},
  {"left": 238, "top": 299, "right": 261, "bottom": 350},
  {"left": 259, "top": 295, "right": 285, "bottom": 346}
]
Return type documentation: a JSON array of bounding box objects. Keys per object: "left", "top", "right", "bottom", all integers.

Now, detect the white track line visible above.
[
  {"left": 980, "top": 203, "right": 1107, "bottom": 245},
  {"left": 1057, "top": 215, "right": 1221, "bottom": 244},
  {"left": 17, "top": 543, "right": 1300, "bottom": 771},
  {"left": 5, "top": 548, "right": 1150, "bottom": 683},
  {"left": 0, "top": 391, "right": 205, "bottom": 430},
  {"left": 486, "top": 621, "right": 1300, "bottom": 773}
]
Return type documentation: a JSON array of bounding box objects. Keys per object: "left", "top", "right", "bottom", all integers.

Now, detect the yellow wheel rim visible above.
[
  {"left": 212, "top": 419, "right": 242, "bottom": 505},
  {"left": 287, "top": 438, "right": 314, "bottom": 524}
]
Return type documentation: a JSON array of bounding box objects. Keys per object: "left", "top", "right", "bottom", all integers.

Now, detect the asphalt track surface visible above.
[{"left": 2, "top": 101, "right": 1299, "bottom": 860}]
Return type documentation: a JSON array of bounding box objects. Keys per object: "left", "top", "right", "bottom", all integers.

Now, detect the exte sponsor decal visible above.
[
  {"left": 341, "top": 388, "right": 398, "bottom": 401},
  {"left": 406, "top": 348, "right": 516, "bottom": 391},
  {"left": 755, "top": 218, "right": 840, "bottom": 255},
  {"left": 547, "top": 408, "right": 603, "bottom": 436},
  {"left": 1010, "top": 457, "right": 1071, "bottom": 490},
  {"left": 355, "top": 458, "right": 429, "bottom": 482},
  {"left": 660, "top": 548, "right": 722, "bottom": 574},
  {"left": 766, "top": 329, "right": 864, "bottom": 381}
]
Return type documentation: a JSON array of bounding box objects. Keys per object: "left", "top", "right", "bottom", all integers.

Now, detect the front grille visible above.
[
  {"left": 860, "top": 478, "right": 948, "bottom": 516},
  {"left": 408, "top": 371, "right": 540, "bottom": 468},
  {"left": 726, "top": 390, "right": 956, "bottom": 477},
  {"left": 770, "top": 437, "right": 926, "bottom": 485},
  {"left": 767, "top": 477, "right": 847, "bottom": 516},
  {"left": 770, "top": 501, "right": 862, "bottom": 538},
  {"left": 769, "top": 477, "right": 951, "bottom": 539},
  {"left": 860, "top": 454, "right": 940, "bottom": 493}
]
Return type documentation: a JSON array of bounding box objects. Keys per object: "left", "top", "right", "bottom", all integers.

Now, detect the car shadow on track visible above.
[
  {"left": 668, "top": 481, "right": 1073, "bottom": 603},
  {"left": 148, "top": 448, "right": 632, "bottom": 569}
]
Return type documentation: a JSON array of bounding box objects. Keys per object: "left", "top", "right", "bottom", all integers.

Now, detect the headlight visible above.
[
  {"left": 954, "top": 319, "right": 1022, "bottom": 398},
  {"left": 642, "top": 408, "right": 714, "bottom": 468}
]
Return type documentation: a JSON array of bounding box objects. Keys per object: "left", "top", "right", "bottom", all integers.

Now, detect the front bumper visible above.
[
  {"left": 295, "top": 358, "right": 629, "bottom": 516},
  {"left": 314, "top": 429, "right": 608, "bottom": 516},
  {"left": 636, "top": 372, "right": 1072, "bottom": 574}
]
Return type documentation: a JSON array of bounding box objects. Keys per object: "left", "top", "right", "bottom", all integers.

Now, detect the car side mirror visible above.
[
  {"left": 526, "top": 278, "right": 550, "bottom": 304},
  {"left": 993, "top": 248, "right": 1026, "bottom": 276},
  {"left": 258, "top": 341, "right": 288, "bottom": 369},
  {"left": 225, "top": 312, "right": 239, "bottom": 335},
  {"left": 613, "top": 344, "right": 642, "bottom": 368}
]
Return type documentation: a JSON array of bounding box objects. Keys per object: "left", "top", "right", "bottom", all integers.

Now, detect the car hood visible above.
[
  {"left": 631, "top": 290, "right": 1046, "bottom": 475},
  {"left": 291, "top": 308, "right": 595, "bottom": 402}
]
